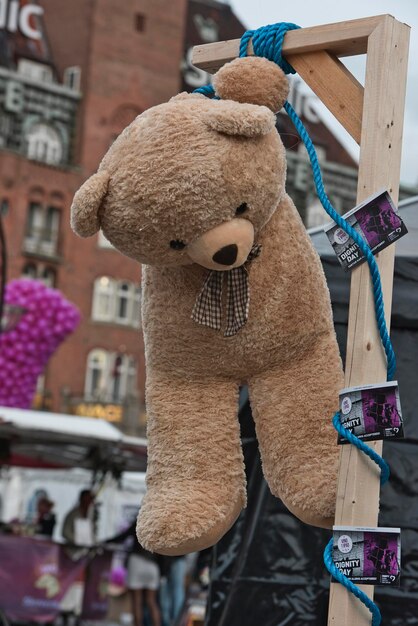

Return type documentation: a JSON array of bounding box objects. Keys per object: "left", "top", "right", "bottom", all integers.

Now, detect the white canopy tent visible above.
[{"left": 0, "top": 406, "right": 147, "bottom": 473}]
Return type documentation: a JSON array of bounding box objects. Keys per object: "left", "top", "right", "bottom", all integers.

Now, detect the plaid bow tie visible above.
[{"left": 191, "top": 244, "right": 262, "bottom": 337}]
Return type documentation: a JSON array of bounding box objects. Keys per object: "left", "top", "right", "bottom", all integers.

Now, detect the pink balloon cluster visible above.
[{"left": 0, "top": 279, "right": 81, "bottom": 408}]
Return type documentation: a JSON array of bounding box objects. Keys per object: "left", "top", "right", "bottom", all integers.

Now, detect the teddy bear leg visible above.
[
  {"left": 248, "top": 331, "right": 343, "bottom": 529},
  {"left": 137, "top": 373, "right": 246, "bottom": 556}
]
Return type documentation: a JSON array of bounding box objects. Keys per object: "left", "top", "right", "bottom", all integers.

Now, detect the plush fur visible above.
[
  {"left": 213, "top": 56, "right": 290, "bottom": 113},
  {"left": 71, "top": 57, "right": 343, "bottom": 555}
]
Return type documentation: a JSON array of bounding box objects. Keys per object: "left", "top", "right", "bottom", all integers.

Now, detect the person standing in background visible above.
[
  {"left": 159, "top": 556, "right": 187, "bottom": 626},
  {"left": 35, "top": 497, "right": 56, "bottom": 538},
  {"left": 62, "top": 489, "right": 96, "bottom": 545},
  {"left": 60, "top": 490, "right": 96, "bottom": 621},
  {"left": 107, "top": 520, "right": 161, "bottom": 626}
]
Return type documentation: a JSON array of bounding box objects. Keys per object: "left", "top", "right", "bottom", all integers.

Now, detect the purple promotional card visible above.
[
  {"left": 332, "top": 527, "right": 401, "bottom": 586},
  {"left": 338, "top": 381, "right": 404, "bottom": 444},
  {"left": 324, "top": 189, "right": 408, "bottom": 271}
]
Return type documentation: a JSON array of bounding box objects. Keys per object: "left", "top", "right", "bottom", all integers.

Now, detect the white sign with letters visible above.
[{"left": 0, "top": 0, "right": 44, "bottom": 40}]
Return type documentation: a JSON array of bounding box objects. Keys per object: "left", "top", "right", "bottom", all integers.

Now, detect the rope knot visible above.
[{"left": 239, "top": 22, "right": 301, "bottom": 74}]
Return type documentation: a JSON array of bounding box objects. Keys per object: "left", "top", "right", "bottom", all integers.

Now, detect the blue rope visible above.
[
  {"left": 283, "top": 101, "right": 396, "bottom": 381},
  {"left": 332, "top": 413, "right": 390, "bottom": 485},
  {"left": 193, "top": 84, "right": 219, "bottom": 98},
  {"left": 324, "top": 539, "right": 382, "bottom": 626}
]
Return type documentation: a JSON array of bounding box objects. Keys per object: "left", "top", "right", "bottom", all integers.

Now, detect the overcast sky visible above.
[{"left": 228, "top": 0, "right": 418, "bottom": 188}]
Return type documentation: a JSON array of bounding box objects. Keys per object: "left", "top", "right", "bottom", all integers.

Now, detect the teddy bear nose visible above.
[{"left": 212, "top": 244, "right": 238, "bottom": 266}]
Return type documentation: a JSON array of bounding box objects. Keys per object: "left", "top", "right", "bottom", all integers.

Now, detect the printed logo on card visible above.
[
  {"left": 341, "top": 396, "right": 352, "bottom": 415},
  {"left": 334, "top": 228, "right": 350, "bottom": 245},
  {"left": 338, "top": 535, "right": 353, "bottom": 554}
]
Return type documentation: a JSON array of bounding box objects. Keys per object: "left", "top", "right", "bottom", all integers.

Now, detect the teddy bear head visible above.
[{"left": 71, "top": 57, "right": 289, "bottom": 271}]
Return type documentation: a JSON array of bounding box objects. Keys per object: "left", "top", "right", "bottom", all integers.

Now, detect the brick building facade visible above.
[
  {"left": 0, "top": 0, "right": 188, "bottom": 434},
  {"left": 1, "top": 1, "right": 416, "bottom": 434}
]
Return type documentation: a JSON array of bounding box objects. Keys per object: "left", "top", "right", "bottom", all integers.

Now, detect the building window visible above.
[
  {"left": 116, "top": 282, "right": 131, "bottom": 324},
  {"left": 63, "top": 66, "right": 81, "bottom": 91},
  {"left": 21, "top": 263, "right": 57, "bottom": 287},
  {"left": 24, "top": 202, "right": 60, "bottom": 257},
  {"left": 126, "top": 355, "right": 138, "bottom": 396},
  {"left": 92, "top": 278, "right": 141, "bottom": 328},
  {"left": 42, "top": 207, "right": 60, "bottom": 255},
  {"left": 22, "top": 262, "right": 37, "bottom": 279},
  {"left": 132, "top": 286, "right": 142, "bottom": 329},
  {"left": 18, "top": 59, "right": 53, "bottom": 84},
  {"left": 92, "top": 277, "right": 115, "bottom": 321},
  {"left": 111, "top": 354, "right": 138, "bottom": 401},
  {"left": 135, "top": 13, "right": 146, "bottom": 32},
  {"left": 26, "top": 202, "right": 43, "bottom": 248},
  {"left": 41, "top": 267, "right": 56, "bottom": 287},
  {"left": 26, "top": 123, "right": 63, "bottom": 165},
  {"left": 85, "top": 350, "right": 137, "bottom": 402},
  {"left": 85, "top": 349, "right": 108, "bottom": 400}
]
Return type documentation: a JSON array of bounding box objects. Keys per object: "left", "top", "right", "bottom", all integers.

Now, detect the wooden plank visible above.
[
  {"left": 192, "top": 15, "right": 387, "bottom": 73},
  {"left": 328, "top": 15, "right": 410, "bottom": 626},
  {"left": 287, "top": 51, "right": 364, "bottom": 144}
]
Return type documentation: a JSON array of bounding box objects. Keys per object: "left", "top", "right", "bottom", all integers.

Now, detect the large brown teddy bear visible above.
[{"left": 71, "top": 57, "right": 344, "bottom": 556}]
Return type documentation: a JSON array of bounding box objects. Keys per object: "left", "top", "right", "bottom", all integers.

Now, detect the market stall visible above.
[{"left": 0, "top": 406, "right": 147, "bottom": 624}]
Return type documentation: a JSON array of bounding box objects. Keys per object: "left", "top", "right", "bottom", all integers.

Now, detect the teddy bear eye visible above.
[
  {"left": 235, "top": 203, "right": 248, "bottom": 215},
  {"left": 170, "top": 239, "right": 186, "bottom": 250}
]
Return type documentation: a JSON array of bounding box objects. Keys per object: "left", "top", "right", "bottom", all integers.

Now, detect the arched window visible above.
[
  {"left": 85, "top": 350, "right": 137, "bottom": 402},
  {"left": 92, "top": 277, "right": 115, "bottom": 321},
  {"left": 26, "top": 123, "right": 63, "bottom": 165},
  {"left": 85, "top": 349, "right": 108, "bottom": 399},
  {"left": 24, "top": 202, "right": 60, "bottom": 256}
]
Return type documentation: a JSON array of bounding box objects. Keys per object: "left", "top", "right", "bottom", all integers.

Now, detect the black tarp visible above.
[{"left": 205, "top": 197, "right": 418, "bottom": 626}]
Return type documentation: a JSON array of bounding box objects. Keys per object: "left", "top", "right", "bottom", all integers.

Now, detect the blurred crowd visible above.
[{"left": 0, "top": 488, "right": 210, "bottom": 626}]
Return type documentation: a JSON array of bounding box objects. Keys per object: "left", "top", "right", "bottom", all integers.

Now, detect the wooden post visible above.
[
  {"left": 328, "top": 15, "right": 410, "bottom": 625},
  {"left": 192, "top": 14, "right": 410, "bottom": 626}
]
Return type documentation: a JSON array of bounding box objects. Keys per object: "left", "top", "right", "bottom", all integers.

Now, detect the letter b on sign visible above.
[{"left": 5, "top": 81, "right": 24, "bottom": 113}]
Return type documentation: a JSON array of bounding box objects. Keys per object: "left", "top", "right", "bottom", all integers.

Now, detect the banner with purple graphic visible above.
[
  {"left": 0, "top": 535, "right": 88, "bottom": 622},
  {"left": 338, "top": 381, "right": 404, "bottom": 444},
  {"left": 324, "top": 189, "right": 408, "bottom": 271},
  {"left": 338, "top": 381, "right": 404, "bottom": 443},
  {"left": 332, "top": 527, "right": 401, "bottom": 586}
]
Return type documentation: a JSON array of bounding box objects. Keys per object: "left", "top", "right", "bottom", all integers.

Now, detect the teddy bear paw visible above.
[{"left": 136, "top": 481, "right": 245, "bottom": 556}]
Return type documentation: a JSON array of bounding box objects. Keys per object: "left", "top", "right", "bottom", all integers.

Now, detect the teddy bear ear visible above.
[
  {"left": 213, "top": 57, "right": 289, "bottom": 113},
  {"left": 71, "top": 170, "right": 110, "bottom": 238},
  {"left": 205, "top": 100, "right": 276, "bottom": 137}
]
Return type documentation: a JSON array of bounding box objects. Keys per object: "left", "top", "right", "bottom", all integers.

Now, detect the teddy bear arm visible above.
[
  {"left": 137, "top": 372, "right": 247, "bottom": 555},
  {"left": 248, "top": 330, "right": 343, "bottom": 529}
]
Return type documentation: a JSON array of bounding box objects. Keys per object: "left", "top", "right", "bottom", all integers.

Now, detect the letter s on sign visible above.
[{"left": 19, "top": 4, "right": 44, "bottom": 40}]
